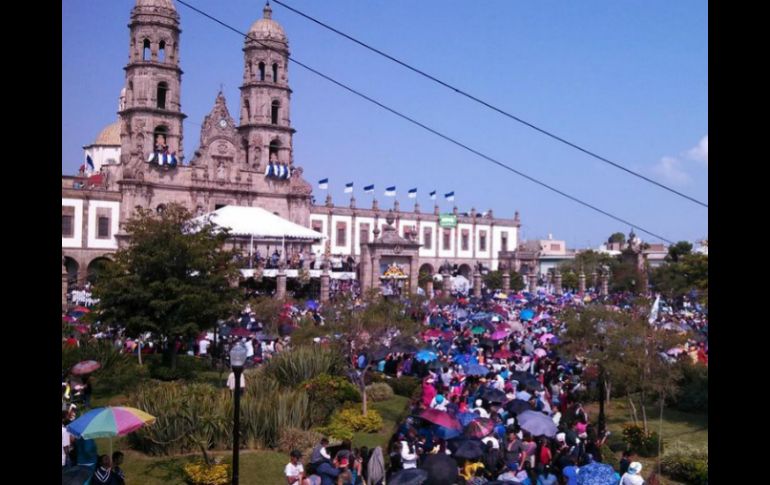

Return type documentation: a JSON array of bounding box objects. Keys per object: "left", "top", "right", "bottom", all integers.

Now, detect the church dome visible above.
[
  {"left": 134, "top": 0, "right": 176, "bottom": 9},
  {"left": 93, "top": 121, "right": 121, "bottom": 146},
  {"left": 248, "top": 2, "right": 287, "bottom": 43}
]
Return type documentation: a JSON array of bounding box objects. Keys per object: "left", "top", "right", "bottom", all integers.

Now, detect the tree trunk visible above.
[
  {"left": 658, "top": 398, "right": 664, "bottom": 471},
  {"left": 627, "top": 395, "right": 639, "bottom": 427},
  {"left": 598, "top": 369, "right": 607, "bottom": 435},
  {"left": 640, "top": 391, "right": 649, "bottom": 434},
  {"left": 362, "top": 382, "right": 368, "bottom": 417},
  {"left": 138, "top": 341, "right": 143, "bottom": 365}
]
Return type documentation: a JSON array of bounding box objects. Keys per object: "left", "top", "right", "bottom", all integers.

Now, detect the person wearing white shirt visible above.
[
  {"left": 472, "top": 399, "right": 490, "bottom": 418},
  {"left": 400, "top": 439, "right": 418, "bottom": 469},
  {"left": 430, "top": 394, "right": 448, "bottom": 411},
  {"left": 62, "top": 422, "right": 71, "bottom": 467},
  {"left": 620, "top": 462, "right": 645, "bottom": 485},
  {"left": 285, "top": 450, "right": 308, "bottom": 485},
  {"left": 244, "top": 338, "right": 254, "bottom": 358},
  {"left": 227, "top": 371, "right": 246, "bottom": 392},
  {"left": 198, "top": 339, "right": 210, "bottom": 356}
]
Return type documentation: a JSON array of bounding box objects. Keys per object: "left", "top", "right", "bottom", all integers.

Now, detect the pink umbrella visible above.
[
  {"left": 440, "top": 331, "right": 455, "bottom": 341},
  {"left": 62, "top": 316, "right": 77, "bottom": 323},
  {"left": 72, "top": 360, "right": 101, "bottom": 375},
  {"left": 490, "top": 330, "right": 509, "bottom": 341},
  {"left": 464, "top": 417, "right": 495, "bottom": 438},
  {"left": 424, "top": 329, "right": 442, "bottom": 339},
  {"left": 533, "top": 348, "right": 547, "bottom": 358},
  {"left": 493, "top": 349, "right": 514, "bottom": 359},
  {"left": 420, "top": 409, "right": 462, "bottom": 430},
  {"left": 539, "top": 333, "right": 555, "bottom": 343}
]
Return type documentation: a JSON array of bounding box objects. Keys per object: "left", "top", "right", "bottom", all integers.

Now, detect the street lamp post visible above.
[{"left": 230, "top": 342, "right": 247, "bottom": 485}]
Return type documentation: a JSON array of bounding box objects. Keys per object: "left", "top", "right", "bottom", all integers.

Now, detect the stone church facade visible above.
[{"left": 62, "top": 0, "right": 521, "bottom": 288}]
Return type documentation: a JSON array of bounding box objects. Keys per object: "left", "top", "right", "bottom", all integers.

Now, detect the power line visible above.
[
  {"left": 174, "top": 0, "right": 675, "bottom": 244},
  {"left": 271, "top": 0, "right": 707, "bottom": 209}
]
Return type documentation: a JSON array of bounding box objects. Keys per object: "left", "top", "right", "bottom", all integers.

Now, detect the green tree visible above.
[
  {"left": 95, "top": 204, "right": 240, "bottom": 369},
  {"left": 666, "top": 241, "right": 693, "bottom": 262},
  {"left": 608, "top": 232, "right": 626, "bottom": 244},
  {"left": 650, "top": 254, "right": 708, "bottom": 303},
  {"left": 483, "top": 269, "right": 525, "bottom": 292}
]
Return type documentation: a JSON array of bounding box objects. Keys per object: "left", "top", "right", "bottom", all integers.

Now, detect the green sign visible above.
[{"left": 439, "top": 214, "right": 457, "bottom": 228}]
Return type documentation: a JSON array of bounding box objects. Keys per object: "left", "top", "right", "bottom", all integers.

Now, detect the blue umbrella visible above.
[
  {"left": 520, "top": 309, "right": 535, "bottom": 321},
  {"left": 455, "top": 411, "right": 480, "bottom": 427},
  {"left": 463, "top": 364, "right": 490, "bottom": 376},
  {"left": 305, "top": 300, "right": 319, "bottom": 310},
  {"left": 432, "top": 424, "right": 462, "bottom": 440},
  {"left": 415, "top": 349, "right": 438, "bottom": 362},
  {"left": 453, "top": 354, "right": 477, "bottom": 366},
  {"left": 389, "top": 468, "right": 429, "bottom": 485},
  {"left": 470, "top": 313, "right": 491, "bottom": 321},
  {"left": 516, "top": 410, "right": 557, "bottom": 437},
  {"left": 576, "top": 462, "right": 618, "bottom": 485}
]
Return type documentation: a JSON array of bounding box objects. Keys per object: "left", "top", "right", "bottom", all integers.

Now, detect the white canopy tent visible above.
[{"left": 199, "top": 205, "right": 324, "bottom": 241}]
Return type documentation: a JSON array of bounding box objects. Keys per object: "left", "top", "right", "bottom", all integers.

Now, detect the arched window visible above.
[
  {"left": 157, "top": 82, "right": 168, "bottom": 109},
  {"left": 271, "top": 100, "right": 280, "bottom": 125},
  {"left": 243, "top": 99, "right": 251, "bottom": 122},
  {"left": 269, "top": 138, "right": 281, "bottom": 163},
  {"left": 143, "top": 39, "right": 151, "bottom": 61},
  {"left": 153, "top": 125, "right": 169, "bottom": 151},
  {"left": 258, "top": 62, "right": 265, "bottom": 81},
  {"left": 272, "top": 63, "right": 279, "bottom": 82},
  {"left": 158, "top": 40, "right": 166, "bottom": 61}
]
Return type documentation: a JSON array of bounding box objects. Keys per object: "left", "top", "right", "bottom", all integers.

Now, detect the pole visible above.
[
  {"left": 232, "top": 366, "right": 242, "bottom": 485},
  {"left": 249, "top": 235, "right": 253, "bottom": 270}
]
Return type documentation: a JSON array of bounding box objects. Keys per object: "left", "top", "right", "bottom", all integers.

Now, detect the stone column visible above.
[
  {"left": 360, "top": 245, "right": 371, "bottom": 294},
  {"left": 591, "top": 271, "right": 598, "bottom": 291},
  {"left": 473, "top": 271, "right": 482, "bottom": 298},
  {"left": 275, "top": 268, "right": 287, "bottom": 300},
  {"left": 554, "top": 270, "right": 563, "bottom": 296},
  {"left": 502, "top": 271, "right": 511, "bottom": 293},
  {"left": 578, "top": 271, "right": 586, "bottom": 294},
  {"left": 600, "top": 273, "right": 609, "bottom": 296},
  {"left": 528, "top": 271, "right": 537, "bottom": 293},
  {"left": 408, "top": 257, "right": 419, "bottom": 295},
  {"left": 371, "top": 254, "right": 380, "bottom": 294},
  {"left": 320, "top": 264, "right": 330, "bottom": 303},
  {"left": 62, "top": 261, "right": 69, "bottom": 311}
]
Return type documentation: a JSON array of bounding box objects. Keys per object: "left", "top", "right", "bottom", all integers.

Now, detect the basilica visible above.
[{"left": 62, "top": 0, "right": 522, "bottom": 299}]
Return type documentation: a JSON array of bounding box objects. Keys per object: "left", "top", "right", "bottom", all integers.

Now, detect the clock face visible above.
[{"left": 218, "top": 119, "right": 227, "bottom": 128}]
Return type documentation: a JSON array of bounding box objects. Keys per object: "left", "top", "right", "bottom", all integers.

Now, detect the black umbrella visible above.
[
  {"left": 480, "top": 388, "right": 507, "bottom": 404},
  {"left": 62, "top": 466, "right": 94, "bottom": 485},
  {"left": 453, "top": 439, "right": 485, "bottom": 460},
  {"left": 370, "top": 347, "right": 391, "bottom": 361},
  {"left": 389, "top": 468, "right": 429, "bottom": 485},
  {"left": 420, "top": 453, "right": 459, "bottom": 485},
  {"left": 509, "top": 371, "right": 540, "bottom": 389},
  {"left": 505, "top": 399, "right": 533, "bottom": 415}
]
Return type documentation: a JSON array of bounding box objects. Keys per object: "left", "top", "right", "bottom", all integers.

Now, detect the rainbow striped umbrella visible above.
[{"left": 67, "top": 407, "right": 156, "bottom": 440}]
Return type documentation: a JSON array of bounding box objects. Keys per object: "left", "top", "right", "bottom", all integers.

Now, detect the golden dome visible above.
[
  {"left": 93, "top": 121, "right": 121, "bottom": 146},
  {"left": 248, "top": 2, "right": 287, "bottom": 43}
]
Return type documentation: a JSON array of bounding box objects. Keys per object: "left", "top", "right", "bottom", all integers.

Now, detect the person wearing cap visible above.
[
  {"left": 285, "top": 450, "right": 310, "bottom": 485},
  {"left": 620, "top": 462, "right": 644, "bottom": 485},
  {"left": 472, "top": 398, "right": 490, "bottom": 418},
  {"left": 429, "top": 392, "right": 448, "bottom": 411}
]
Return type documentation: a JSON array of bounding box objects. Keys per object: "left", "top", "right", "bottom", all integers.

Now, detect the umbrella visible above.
[
  {"left": 471, "top": 326, "right": 486, "bottom": 335},
  {"left": 68, "top": 406, "right": 156, "bottom": 439},
  {"left": 490, "top": 330, "right": 509, "bottom": 341},
  {"left": 393, "top": 342, "right": 420, "bottom": 354},
  {"left": 453, "top": 439, "right": 485, "bottom": 459},
  {"left": 68, "top": 311, "right": 85, "bottom": 319},
  {"left": 516, "top": 410, "right": 557, "bottom": 437},
  {"left": 230, "top": 327, "right": 251, "bottom": 338},
  {"left": 432, "top": 424, "right": 462, "bottom": 440},
  {"left": 479, "top": 388, "right": 506, "bottom": 404},
  {"left": 389, "top": 468, "right": 428, "bottom": 485},
  {"left": 415, "top": 349, "right": 438, "bottom": 363},
  {"left": 533, "top": 348, "right": 547, "bottom": 358},
  {"left": 71, "top": 360, "right": 101, "bottom": 375},
  {"left": 62, "top": 465, "right": 96, "bottom": 485},
  {"left": 420, "top": 454, "right": 459, "bottom": 485},
  {"left": 463, "top": 364, "right": 489, "bottom": 377},
  {"left": 470, "top": 312, "right": 491, "bottom": 321},
  {"left": 464, "top": 417, "right": 495, "bottom": 438},
  {"left": 370, "top": 347, "right": 391, "bottom": 361},
  {"left": 505, "top": 399, "right": 532, "bottom": 415},
  {"left": 74, "top": 306, "right": 91, "bottom": 313},
  {"left": 305, "top": 299, "right": 319, "bottom": 310},
  {"left": 74, "top": 325, "right": 90, "bottom": 334},
  {"left": 62, "top": 316, "right": 77, "bottom": 323},
  {"left": 520, "top": 309, "right": 535, "bottom": 321},
  {"left": 419, "top": 409, "right": 462, "bottom": 430},
  {"left": 508, "top": 321, "right": 525, "bottom": 333},
  {"left": 493, "top": 349, "right": 513, "bottom": 359},
  {"left": 424, "top": 328, "right": 442, "bottom": 339},
  {"left": 456, "top": 412, "right": 479, "bottom": 427},
  {"left": 453, "top": 354, "right": 476, "bottom": 366},
  {"left": 576, "top": 462, "right": 618, "bottom": 485},
  {"left": 439, "top": 331, "right": 455, "bottom": 341},
  {"left": 539, "top": 333, "right": 555, "bottom": 343}
]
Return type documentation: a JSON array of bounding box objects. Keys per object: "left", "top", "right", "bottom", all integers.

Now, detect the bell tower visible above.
[
  {"left": 238, "top": 1, "right": 295, "bottom": 172},
  {"left": 119, "top": 0, "right": 186, "bottom": 167}
]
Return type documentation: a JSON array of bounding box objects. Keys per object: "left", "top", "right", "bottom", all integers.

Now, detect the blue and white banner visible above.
[
  {"left": 429, "top": 190, "right": 437, "bottom": 200},
  {"left": 265, "top": 163, "right": 291, "bottom": 179},
  {"left": 318, "top": 178, "right": 329, "bottom": 189},
  {"left": 444, "top": 191, "right": 455, "bottom": 201},
  {"left": 364, "top": 184, "right": 375, "bottom": 193},
  {"left": 408, "top": 188, "right": 417, "bottom": 199},
  {"left": 344, "top": 182, "right": 354, "bottom": 193},
  {"left": 649, "top": 294, "right": 661, "bottom": 324},
  {"left": 148, "top": 151, "right": 178, "bottom": 168},
  {"left": 385, "top": 186, "right": 396, "bottom": 197},
  {"left": 86, "top": 155, "right": 95, "bottom": 172}
]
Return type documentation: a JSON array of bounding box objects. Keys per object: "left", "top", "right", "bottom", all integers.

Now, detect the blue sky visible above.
[{"left": 62, "top": 1, "right": 707, "bottom": 248}]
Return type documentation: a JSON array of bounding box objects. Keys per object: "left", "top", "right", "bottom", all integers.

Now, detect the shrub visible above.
[
  {"left": 389, "top": 376, "right": 421, "bottom": 398},
  {"left": 62, "top": 340, "right": 147, "bottom": 394},
  {"left": 264, "top": 346, "right": 345, "bottom": 388},
  {"left": 622, "top": 425, "right": 663, "bottom": 457},
  {"left": 316, "top": 420, "right": 354, "bottom": 441},
  {"left": 277, "top": 428, "right": 324, "bottom": 455},
  {"left": 366, "top": 383, "right": 394, "bottom": 402},
  {"left": 672, "top": 363, "right": 708, "bottom": 413},
  {"left": 301, "top": 374, "right": 361, "bottom": 426},
  {"left": 183, "top": 460, "right": 230, "bottom": 485},
  {"left": 317, "top": 406, "right": 384, "bottom": 441},
  {"left": 147, "top": 355, "right": 207, "bottom": 381},
  {"left": 661, "top": 443, "right": 708, "bottom": 485}
]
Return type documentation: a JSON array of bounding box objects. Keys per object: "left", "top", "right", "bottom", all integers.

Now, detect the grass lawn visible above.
[
  {"left": 585, "top": 399, "right": 707, "bottom": 485},
  {"left": 92, "top": 394, "right": 410, "bottom": 484}
]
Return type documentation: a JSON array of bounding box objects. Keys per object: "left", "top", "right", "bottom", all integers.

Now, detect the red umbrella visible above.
[
  {"left": 74, "top": 325, "right": 90, "bottom": 334},
  {"left": 62, "top": 316, "right": 77, "bottom": 323},
  {"left": 440, "top": 331, "right": 455, "bottom": 341},
  {"left": 74, "top": 306, "right": 91, "bottom": 313},
  {"left": 72, "top": 360, "right": 101, "bottom": 375},
  {"left": 419, "top": 409, "right": 462, "bottom": 430},
  {"left": 423, "top": 329, "right": 442, "bottom": 339},
  {"left": 464, "top": 417, "right": 495, "bottom": 438},
  {"left": 493, "top": 349, "right": 513, "bottom": 359},
  {"left": 230, "top": 327, "right": 252, "bottom": 338}
]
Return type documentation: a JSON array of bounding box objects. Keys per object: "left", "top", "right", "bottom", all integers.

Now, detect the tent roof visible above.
[{"left": 201, "top": 205, "right": 324, "bottom": 241}]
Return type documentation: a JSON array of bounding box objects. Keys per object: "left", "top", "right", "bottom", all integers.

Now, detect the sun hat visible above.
[{"left": 627, "top": 462, "right": 642, "bottom": 474}]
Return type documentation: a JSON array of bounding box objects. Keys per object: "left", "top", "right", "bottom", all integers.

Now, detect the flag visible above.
[
  {"left": 408, "top": 188, "right": 417, "bottom": 199},
  {"left": 445, "top": 191, "right": 455, "bottom": 201},
  {"left": 429, "top": 190, "right": 436, "bottom": 200},
  {"left": 364, "top": 184, "right": 375, "bottom": 193},
  {"left": 385, "top": 186, "right": 396, "bottom": 197},
  {"left": 344, "top": 182, "right": 354, "bottom": 193},
  {"left": 86, "top": 155, "right": 95, "bottom": 172},
  {"left": 318, "top": 178, "right": 329, "bottom": 190},
  {"left": 649, "top": 294, "right": 660, "bottom": 324}
]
